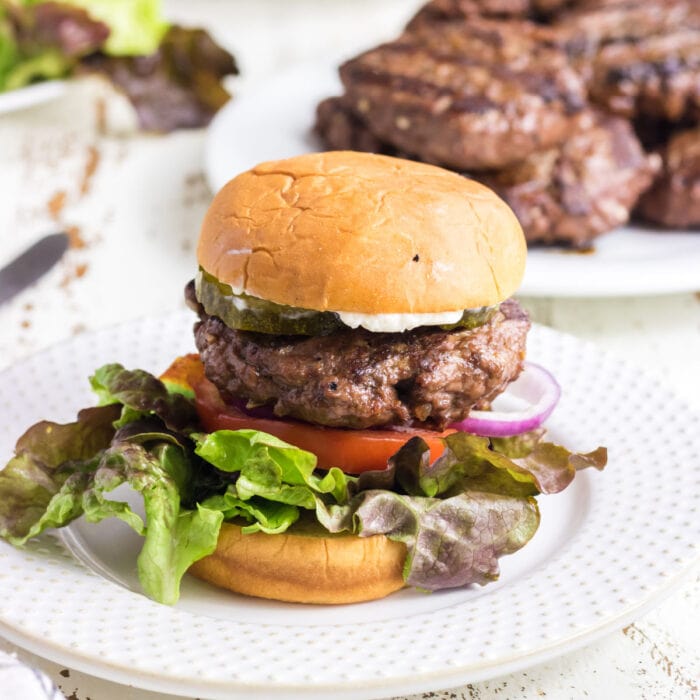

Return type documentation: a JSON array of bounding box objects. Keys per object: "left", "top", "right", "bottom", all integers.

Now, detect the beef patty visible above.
[
  {"left": 189, "top": 287, "right": 530, "bottom": 431},
  {"left": 406, "top": 0, "right": 571, "bottom": 24},
  {"left": 635, "top": 127, "right": 700, "bottom": 228},
  {"left": 337, "top": 16, "right": 586, "bottom": 170},
  {"left": 480, "top": 110, "right": 660, "bottom": 247},
  {"left": 553, "top": 0, "right": 700, "bottom": 122}
]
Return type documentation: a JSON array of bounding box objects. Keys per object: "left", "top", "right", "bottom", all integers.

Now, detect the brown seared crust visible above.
[
  {"left": 188, "top": 522, "right": 406, "bottom": 604},
  {"left": 315, "top": 97, "right": 412, "bottom": 161},
  {"left": 553, "top": 0, "right": 700, "bottom": 122},
  {"left": 315, "top": 97, "right": 396, "bottom": 155},
  {"left": 589, "top": 31, "right": 700, "bottom": 122},
  {"left": 481, "top": 111, "right": 660, "bottom": 247},
  {"left": 406, "top": 0, "right": 570, "bottom": 24},
  {"left": 198, "top": 151, "right": 526, "bottom": 314},
  {"left": 337, "top": 19, "right": 586, "bottom": 171},
  {"left": 407, "top": 0, "right": 532, "bottom": 22},
  {"left": 194, "top": 299, "right": 530, "bottom": 430},
  {"left": 636, "top": 127, "right": 700, "bottom": 228},
  {"left": 553, "top": 0, "right": 696, "bottom": 49},
  {"left": 405, "top": 13, "right": 578, "bottom": 63}
]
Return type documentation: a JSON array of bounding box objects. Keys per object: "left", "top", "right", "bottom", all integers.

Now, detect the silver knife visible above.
[{"left": 0, "top": 233, "right": 69, "bottom": 305}]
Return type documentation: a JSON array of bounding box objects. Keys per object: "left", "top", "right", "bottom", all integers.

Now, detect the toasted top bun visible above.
[
  {"left": 188, "top": 521, "right": 407, "bottom": 604},
  {"left": 198, "top": 151, "right": 526, "bottom": 314}
]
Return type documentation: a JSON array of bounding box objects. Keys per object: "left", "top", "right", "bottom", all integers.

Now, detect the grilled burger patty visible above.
[
  {"left": 636, "top": 126, "right": 700, "bottom": 228},
  {"left": 480, "top": 110, "right": 659, "bottom": 247},
  {"left": 337, "top": 16, "right": 586, "bottom": 171},
  {"left": 189, "top": 289, "right": 530, "bottom": 431}
]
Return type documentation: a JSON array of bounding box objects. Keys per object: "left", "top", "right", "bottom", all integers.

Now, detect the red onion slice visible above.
[{"left": 449, "top": 362, "right": 561, "bottom": 437}]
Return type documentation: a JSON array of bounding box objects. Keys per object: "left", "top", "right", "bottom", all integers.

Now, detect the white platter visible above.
[
  {"left": 205, "top": 63, "right": 700, "bottom": 299},
  {"left": 0, "top": 81, "right": 67, "bottom": 114},
  {"left": 0, "top": 311, "right": 698, "bottom": 699}
]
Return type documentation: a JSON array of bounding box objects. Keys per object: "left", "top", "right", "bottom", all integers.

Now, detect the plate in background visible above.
[
  {"left": 204, "top": 63, "right": 700, "bottom": 298},
  {"left": 0, "top": 312, "right": 698, "bottom": 699},
  {"left": 0, "top": 81, "right": 67, "bottom": 115}
]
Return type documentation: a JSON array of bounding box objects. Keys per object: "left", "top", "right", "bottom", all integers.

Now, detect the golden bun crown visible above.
[{"left": 198, "top": 151, "right": 526, "bottom": 313}]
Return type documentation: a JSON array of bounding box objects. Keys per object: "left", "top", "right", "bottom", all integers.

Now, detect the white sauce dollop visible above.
[{"left": 335, "top": 309, "right": 465, "bottom": 332}]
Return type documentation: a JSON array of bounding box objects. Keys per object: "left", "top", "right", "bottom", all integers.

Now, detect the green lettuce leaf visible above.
[
  {"left": 194, "top": 430, "right": 351, "bottom": 502},
  {"left": 0, "top": 405, "right": 119, "bottom": 542},
  {"left": 2, "top": 49, "right": 66, "bottom": 89},
  {"left": 490, "top": 429, "right": 547, "bottom": 458},
  {"left": 511, "top": 442, "right": 607, "bottom": 494},
  {"left": 354, "top": 489, "right": 540, "bottom": 589},
  {"left": 194, "top": 429, "right": 353, "bottom": 533},
  {"left": 21, "top": 0, "right": 167, "bottom": 56},
  {"left": 338, "top": 431, "right": 606, "bottom": 591},
  {"left": 96, "top": 442, "right": 221, "bottom": 604},
  {"left": 0, "top": 6, "right": 18, "bottom": 90},
  {"left": 367, "top": 431, "right": 607, "bottom": 500},
  {"left": 81, "top": 25, "right": 238, "bottom": 131},
  {"left": 201, "top": 490, "right": 300, "bottom": 535},
  {"left": 0, "top": 1, "right": 109, "bottom": 90},
  {"left": 0, "top": 386, "right": 221, "bottom": 604},
  {"left": 71, "top": 441, "right": 221, "bottom": 604},
  {"left": 90, "top": 363, "right": 198, "bottom": 432}
]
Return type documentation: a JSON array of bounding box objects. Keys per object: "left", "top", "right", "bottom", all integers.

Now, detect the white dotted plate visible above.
[{"left": 0, "top": 312, "right": 698, "bottom": 699}]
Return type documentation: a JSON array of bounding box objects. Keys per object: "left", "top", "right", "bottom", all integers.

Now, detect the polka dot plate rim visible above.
[{"left": 0, "top": 310, "right": 698, "bottom": 700}]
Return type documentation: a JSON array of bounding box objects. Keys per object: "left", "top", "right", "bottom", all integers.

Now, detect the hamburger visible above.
[
  {"left": 186, "top": 150, "right": 529, "bottom": 468},
  {"left": 169, "top": 151, "right": 598, "bottom": 604},
  {"left": 0, "top": 151, "right": 606, "bottom": 607}
]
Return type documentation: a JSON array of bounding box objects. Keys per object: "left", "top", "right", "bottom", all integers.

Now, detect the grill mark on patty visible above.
[
  {"left": 553, "top": 0, "right": 700, "bottom": 120},
  {"left": 343, "top": 66, "right": 499, "bottom": 114},
  {"left": 603, "top": 54, "right": 700, "bottom": 85},
  {"left": 337, "top": 19, "right": 586, "bottom": 170},
  {"left": 345, "top": 42, "right": 581, "bottom": 110}
]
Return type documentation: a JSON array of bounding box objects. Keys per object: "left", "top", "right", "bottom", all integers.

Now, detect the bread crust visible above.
[
  {"left": 188, "top": 521, "right": 407, "bottom": 604},
  {"left": 197, "top": 151, "right": 526, "bottom": 313}
]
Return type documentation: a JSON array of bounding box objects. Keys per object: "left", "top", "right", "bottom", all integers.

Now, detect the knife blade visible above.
[{"left": 0, "top": 232, "right": 69, "bottom": 305}]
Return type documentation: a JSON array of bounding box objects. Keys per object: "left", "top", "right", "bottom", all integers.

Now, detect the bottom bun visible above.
[{"left": 188, "top": 521, "right": 407, "bottom": 604}]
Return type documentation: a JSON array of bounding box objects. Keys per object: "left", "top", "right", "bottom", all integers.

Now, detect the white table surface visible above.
[{"left": 0, "top": 2, "right": 698, "bottom": 699}]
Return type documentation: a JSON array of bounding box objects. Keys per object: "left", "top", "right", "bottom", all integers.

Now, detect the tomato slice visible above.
[{"left": 161, "top": 354, "right": 453, "bottom": 474}]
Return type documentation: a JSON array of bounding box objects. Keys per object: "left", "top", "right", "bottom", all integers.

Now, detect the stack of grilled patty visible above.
[{"left": 316, "top": 0, "right": 700, "bottom": 246}]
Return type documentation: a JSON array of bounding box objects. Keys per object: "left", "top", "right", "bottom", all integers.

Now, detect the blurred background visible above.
[{"left": 0, "top": 1, "right": 698, "bottom": 699}]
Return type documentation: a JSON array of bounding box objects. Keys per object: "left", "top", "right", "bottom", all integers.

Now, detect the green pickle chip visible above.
[
  {"left": 439, "top": 306, "right": 497, "bottom": 330},
  {"left": 196, "top": 271, "right": 345, "bottom": 335},
  {"left": 196, "top": 270, "right": 497, "bottom": 335}
]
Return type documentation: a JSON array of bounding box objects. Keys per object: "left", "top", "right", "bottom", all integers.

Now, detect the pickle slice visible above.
[
  {"left": 196, "top": 271, "right": 345, "bottom": 335},
  {"left": 196, "top": 269, "right": 498, "bottom": 335},
  {"left": 439, "top": 306, "right": 498, "bottom": 330}
]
